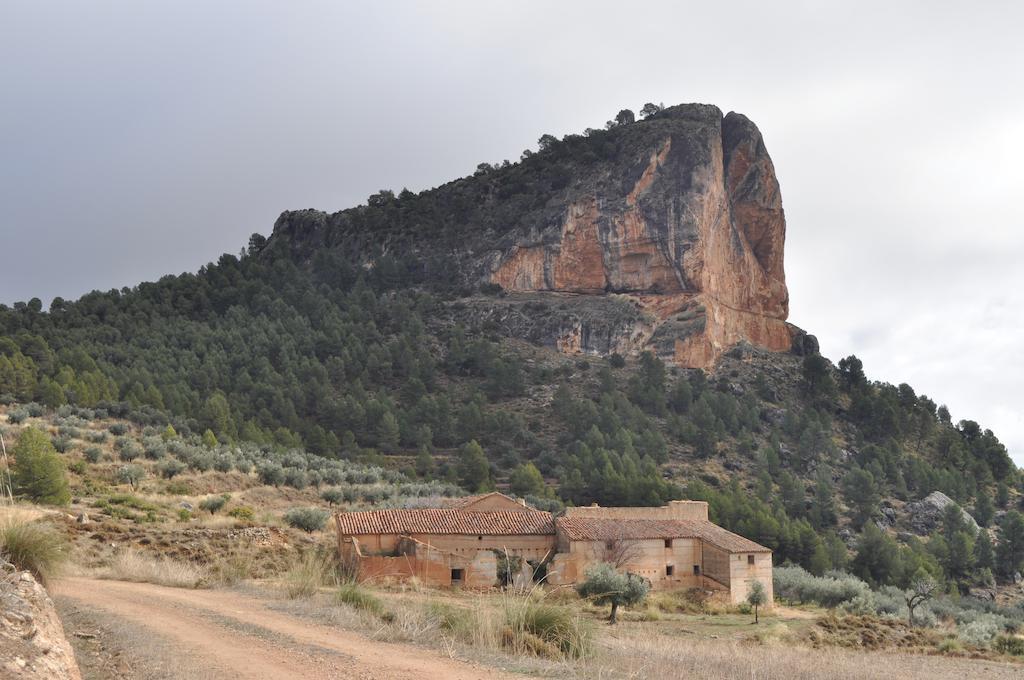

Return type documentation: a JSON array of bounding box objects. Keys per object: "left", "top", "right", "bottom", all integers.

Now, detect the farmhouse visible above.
[{"left": 335, "top": 492, "right": 772, "bottom": 606}]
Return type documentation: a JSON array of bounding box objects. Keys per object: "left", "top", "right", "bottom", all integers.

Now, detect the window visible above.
[
  {"left": 747, "top": 554, "right": 755, "bottom": 565},
  {"left": 451, "top": 568, "right": 464, "bottom": 583},
  {"left": 693, "top": 565, "right": 700, "bottom": 576},
  {"left": 664, "top": 539, "right": 672, "bottom": 548},
  {"left": 665, "top": 565, "right": 674, "bottom": 577}
]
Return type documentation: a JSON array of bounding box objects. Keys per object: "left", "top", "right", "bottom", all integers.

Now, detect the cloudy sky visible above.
[{"left": 2, "top": 2, "right": 1021, "bottom": 463}]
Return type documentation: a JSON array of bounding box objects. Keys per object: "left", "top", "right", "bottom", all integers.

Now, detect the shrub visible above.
[
  {"left": 335, "top": 582, "right": 392, "bottom": 620},
  {"left": 283, "top": 550, "right": 336, "bottom": 598},
  {"left": 157, "top": 459, "right": 186, "bottom": 479},
  {"left": 57, "top": 425, "right": 81, "bottom": 439},
  {"left": 283, "top": 467, "right": 308, "bottom": 490},
  {"left": 213, "top": 454, "right": 234, "bottom": 473},
  {"left": 773, "top": 566, "right": 870, "bottom": 608},
  {"left": 85, "top": 430, "right": 108, "bottom": 444},
  {"left": 108, "top": 423, "right": 129, "bottom": 436},
  {"left": 25, "top": 403, "right": 44, "bottom": 417},
  {"left": 51, "top": 436, "right": 72, "bottom": 453},
  {"left": 0, "top": 520, "right": 67, "bottom": 584},
  {"left": 83, "top": 446, "right": 103, "bottom": 463},
  {"left": 234, "top": 457, "right": 253, "bottom": 474},
  {"left": 321, "top": 488, "right": 345, "bottom": 506},
  {"left": 504, "top": 598, "right": 592, "bottom": 659},
  {"left": 6, "top": 408, "right": 29, "bottom": 424},
  {"left": 257, "top": 462, "right": 285, "bottom": 487},
  {"left": 959, "top": 614, "right": 1003, "bottom": 648},
  {"left": 199, "top": 494, "right": 229, "bottom": 515},
  {"left": 117, "top": 464, "right": 145, "bottom": 490},
  {"left": 142, "top": 437, "right": 166, "bottom": 460},
  {"left": 227, "top": 506, "right": 254, "bottom": 521},
  {"left": 994, "top": 634, "right": 1024, "bottom": 656},
  {"left": 68, "top": 460, "right": 87, "bottom": 475},
  {"left": 10, "top": 427, "right": 70, "bottom": 505},
  {"left": 284, "top": 507, "right": 330, "bottom": 533},
  {"left": 117, "top": 441, "right": 142, "bottom": 462}
]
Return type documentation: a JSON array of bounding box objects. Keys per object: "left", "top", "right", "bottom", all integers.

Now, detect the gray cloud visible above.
[{"left": 1, "top": 1, "right": 1021, "bottom": 462}]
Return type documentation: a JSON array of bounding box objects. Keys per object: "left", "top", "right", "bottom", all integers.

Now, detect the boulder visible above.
[
  {"left": 0, "top": 561, "right": 81, "bottom": 680},
  {"left": 905, "top": 491, "right": 979, "bottom": 536}
]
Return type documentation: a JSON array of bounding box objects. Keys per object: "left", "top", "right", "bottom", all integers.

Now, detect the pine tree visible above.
[
  {"left": 457, "top": 440, "right": 490, "bottom": 492},
  {"left": 11, "top": 427, "right": 70, "bottom": 505}
]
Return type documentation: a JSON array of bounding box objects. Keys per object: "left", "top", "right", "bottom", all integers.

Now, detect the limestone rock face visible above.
[
  {"left": 905, "top": 491, "right": 980, "bottom": 536},
  {"left": 269, "top": 103, "right": 797, "bottom": 369},
  {"left": 0, "top": 561, "right": 81, "bottom": 680}
]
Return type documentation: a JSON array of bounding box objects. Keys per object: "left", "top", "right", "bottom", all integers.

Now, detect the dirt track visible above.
[{"left": 53, "top": 578, "right": 513, "bottom": 680}]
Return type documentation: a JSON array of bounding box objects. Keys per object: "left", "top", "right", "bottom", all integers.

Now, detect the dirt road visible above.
[{"left": 53, "top": 578, "right": 515, "bottom": 680}]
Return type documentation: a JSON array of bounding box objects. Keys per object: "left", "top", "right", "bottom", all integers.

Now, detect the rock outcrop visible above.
[
  {"left": 905, "top": 491, "right": 980, "bottom": 536},
  {"left": 0, "top": 561, "right": 81, "bottom": 680},
  {"left": 269, "top": 103, "right": 800, "bottom": 369}
]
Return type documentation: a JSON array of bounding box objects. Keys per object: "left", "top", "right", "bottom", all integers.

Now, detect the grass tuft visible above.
[
  {"left": 335, "top": 582, "right": 393, "bottom": 621},
  {"left": 102, "top": 549, "right": 205, "bottom": 588},
  {"left": 283, "top": 549, "right": 337, "bottom": 599},
  {"left": 0, "top": 519, "right": 67, "bottom": 585}
]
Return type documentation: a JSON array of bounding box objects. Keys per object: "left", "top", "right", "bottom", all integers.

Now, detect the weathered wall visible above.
[
  {"left": 561, "top": 500, "right": 709, "bottom": 522},
  {"left": 727, "top": 552, "right": 774, "bottom": 607}
]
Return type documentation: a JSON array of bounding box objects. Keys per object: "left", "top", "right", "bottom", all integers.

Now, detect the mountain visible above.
[
  {"left": 1, "top": 102, "right": 1021, "bottom": 588},
  {"left": 268, "top": 103, "right": 804, "bottom": 369}
]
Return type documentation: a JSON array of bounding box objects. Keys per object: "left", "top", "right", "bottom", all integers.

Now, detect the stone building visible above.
[{"left": 335, "top": 493, "right": 772, "bottom": 606}]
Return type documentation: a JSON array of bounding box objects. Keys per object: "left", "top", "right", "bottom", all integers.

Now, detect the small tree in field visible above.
[
  {"left": 199, "top": 494, "right": 229, "bottom": 515},
  {"left": 575, "top": 562, "right": 649, "bottom": 624},
  {"left": 11, "top": 427, "right": 70, "bottom": 505},
  {"left": 746, "top": 581, "right": 767, "bottom": 623},
  {"left": 904, "top": 570, "right": 937, "bottom": 627}
]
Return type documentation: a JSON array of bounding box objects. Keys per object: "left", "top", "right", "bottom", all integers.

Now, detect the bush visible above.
[
  {"left": 959, "top": 614, "right": 1003, "bottom": 648},
  {"left": 199, "top": 494, "right": 229, "bottom": 515},
  {"left": 117, "top": 464, "right": 145, "bottom": 490},
  {"left": 994, "top": 634, "right": 1024, "bottom": 656},
  {"left": 25, "top": 403, "right": 44, "bottom": 417},
  {"left": 0, "top": 520, "right": 67, "bottom": 584},
  {"left": 142, "top": 437, "right": 166, "bottom": 460},
  {"left": 773, "top": 566, "right": 870, "bottom": 608},
  {"left": 117, "top": 441, "right": 142, "bottom": 462},
  {"left": 321, "top": 488, "right": 345, "bottom": 506},
  {"left": 257, "top": 462, "right": 285, "bottom": 487},
  {"left": 213, "top": 454, "right": 234, "bottom": 473},
  {"left": 283, "top": 468, "right": 308, "bottom": 490},
  {"left": 335, "top": 582, "right": 392, "bottom": 620},
  {"left": 108, "top": 423, "right": 129, "bottom": 436},
  {"left": 6, "top": 408, "right": 29, "bottom": 424},
  {"left": 234, "top": 458, "right": 253, "bottom": 474},
  {"left": 103, "top": 549, "right": 204, "bottom": 588},
  {"left": 85, "top": 430, "right": 108, "bottom": 443},
  {"left": 504, "top": 598, "right": 592, "bottom": 659},
  {"left": 51, "top": 436, "right": 72, "bottom": 453},
  {"left": 284, "top": 507, "right": 330, "bottom": 533},
  {"left": 227, "top": 506, "right": 254, "bottom": 521},
  {"left": 157, "top": 459, "right": 186, "bottom": 479},
  {"left": 83, "top": 446, "right": 103, "bottom": 463}
]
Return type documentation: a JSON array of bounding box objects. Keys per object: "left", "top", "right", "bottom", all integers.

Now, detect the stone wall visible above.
[{"left": 561, "top": 500, "right": 709, "bottom": 522}]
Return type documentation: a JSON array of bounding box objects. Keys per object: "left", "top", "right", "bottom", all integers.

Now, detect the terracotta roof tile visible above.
[
  {"left": 335, "top": 508, "right": 555, "bottom": 536},
  {"left": 555, "top": 517, "right": 770, "bottom": 553}
]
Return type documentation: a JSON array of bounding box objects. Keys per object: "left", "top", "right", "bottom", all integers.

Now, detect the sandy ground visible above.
[{"left": 53, "top": 577, "right": 515, "bottom": 680}]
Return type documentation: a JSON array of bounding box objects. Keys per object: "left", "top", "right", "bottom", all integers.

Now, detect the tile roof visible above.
[
  {"left": 555, "top": 517, "right": 770, "bottom": 553},
  {"left": 335, "top": 507, "right": 555, "bottom": 536}
]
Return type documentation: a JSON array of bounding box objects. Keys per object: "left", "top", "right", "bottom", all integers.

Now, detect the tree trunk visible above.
[
  {"left": 754, "top": 604, "right": 759, "bottom": 624},
  {"left": 609, "top": 602, "right": 618, "bottom": 624}
]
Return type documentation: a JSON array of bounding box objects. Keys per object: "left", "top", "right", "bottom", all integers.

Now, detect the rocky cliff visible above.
[{"left": 269, "top": 103, "right": 803, "bottom": 369}]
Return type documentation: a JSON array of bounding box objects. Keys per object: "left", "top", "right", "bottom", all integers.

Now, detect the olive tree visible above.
[{"left": 575, "top": 562, "right": 649, "bottom": 624}]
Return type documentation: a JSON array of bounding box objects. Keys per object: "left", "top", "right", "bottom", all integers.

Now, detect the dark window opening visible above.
[
  {"left": 747, "top": 554, "right": 755, "bottom": 565},
  {"left": 477, "top": 535, "right": 483, "bottom": 540},
  {"left": 664, "top": 539, "right": 672, "bottom": 548},
  {"left": 666, "top": 565, "right": 674, "bottom": 577},
  {"left": 693, "top": 565, "right": 700, "bottom": 576},
  {"left": 451, "top": 568, "right": 464, "bottom": 583}
]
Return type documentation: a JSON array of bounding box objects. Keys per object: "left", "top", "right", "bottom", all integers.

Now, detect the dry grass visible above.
[
  {"left": 99, "top": 549, "right": 206, "bottom": 588},
  {"left": 0, "top": 516, "right": 68, "bottom": 584},
  {"left": 282, "top": 549, "right": 338, "bottom": 599}
]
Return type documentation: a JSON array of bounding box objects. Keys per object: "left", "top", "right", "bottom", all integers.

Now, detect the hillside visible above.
[{"left": 0, "top": 103, "right": 1021, "bottom": 596}]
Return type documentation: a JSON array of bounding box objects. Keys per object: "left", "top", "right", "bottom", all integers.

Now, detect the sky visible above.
[{"left": 1, "top": 1, "right": 1022, "bottom": 464}]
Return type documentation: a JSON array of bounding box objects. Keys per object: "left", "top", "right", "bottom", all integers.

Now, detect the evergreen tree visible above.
[
  {"left": 996, "top": 510, "right": 1024, "bottom": 579},
  {"left": 509, "top": 462, "right": 545, "bottom": 497},
  {"left": 974, "top": 531, "right": 994, "bottom": 571},
  {"left": 842, "top": 468, "right": 879, "bottom": 529},
  {"left": 973, "top": 490, "right": 994, "bottom": 528},
  {"left": 414, "top": 445, "right": 435, "bottom": 478},
  {"left": 457, "top": 440, "right": 490, "bottom": 492},
  {"left": 10, "top": 427, "right": 70, "bottom": 505}
]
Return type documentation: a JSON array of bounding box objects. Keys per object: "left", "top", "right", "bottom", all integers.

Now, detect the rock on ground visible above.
[{"left": 0, "top": 561, "right": 81, "bottom": 680}]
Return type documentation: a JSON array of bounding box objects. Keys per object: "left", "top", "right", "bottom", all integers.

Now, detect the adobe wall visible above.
[
  {"left": 460, "top": 495, "right": 530, "bottom": 512},
  {"left": 548, "top": 537, "right": 703, "bottom": 589},
  {"left": 561, "top": 500, "right": 709, "bottom": 521},
  {"left": 726, "top": 551, "right": 773, "bottom": 609}
]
